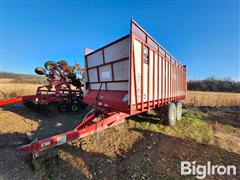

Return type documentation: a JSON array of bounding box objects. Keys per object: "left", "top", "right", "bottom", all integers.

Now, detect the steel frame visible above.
[{"left": 0, "top": 86, "right": 83, "bottom": 107}]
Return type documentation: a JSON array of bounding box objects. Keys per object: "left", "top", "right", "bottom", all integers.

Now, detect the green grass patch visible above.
[{"left": 128, "top": 108, "right": 213, "bottom": 144}]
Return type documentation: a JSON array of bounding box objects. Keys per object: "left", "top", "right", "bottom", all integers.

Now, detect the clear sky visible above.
[{"left": 1, "top": 0, "right": 239, "bottom": 80}]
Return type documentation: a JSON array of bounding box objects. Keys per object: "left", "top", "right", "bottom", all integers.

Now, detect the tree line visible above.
[{"left": 187, "top": 77, "right": 240, "bottom": 93}]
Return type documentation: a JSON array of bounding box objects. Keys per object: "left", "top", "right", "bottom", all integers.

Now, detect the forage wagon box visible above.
[{"left": 84, "top": 19, "right": 187, "bottom": 115}]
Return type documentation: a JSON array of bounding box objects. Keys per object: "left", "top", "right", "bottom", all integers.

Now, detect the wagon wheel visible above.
[
  {"left": 176, "top": 102, "right": 183, "bottom": 121},
  {"left": 44, "top": 61, "right": 57, "bottom": 71},
  {"left": 165, "top": 103, "right": 177, "bottom": 126}
]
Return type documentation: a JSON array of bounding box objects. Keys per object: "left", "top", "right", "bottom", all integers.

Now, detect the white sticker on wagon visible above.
[
  {"left": 57, "top": 135, "right": 67, "bottom": 145},
  {"left": 41, "top": 141, "right": 51, "bottom": 147}
]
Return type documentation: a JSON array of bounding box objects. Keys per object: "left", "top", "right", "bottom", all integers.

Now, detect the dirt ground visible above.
[{"left": 0, "top": 103, "right": 239, "bottom": 179}]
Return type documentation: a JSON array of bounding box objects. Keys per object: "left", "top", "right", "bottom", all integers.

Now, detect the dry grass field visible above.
[
  {"left": 0, "top": 79, "right": 40, "bottom": 99},
  {"left": 0, "top": 78, "right": 239, "bottom": 106},
  {"left": 0, "top": 78, "right": 239, "bottom": 179},
  {"left": 184, "top": 90, "right": 240, "bottom": 106}
]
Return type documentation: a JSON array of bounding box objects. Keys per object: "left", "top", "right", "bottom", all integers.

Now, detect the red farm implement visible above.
[
  {"left": 0, "top": 19, "right": 187, "bottom": 160},
  {"left": 0, "top": 60, "right": 86, "bottom": 115}
]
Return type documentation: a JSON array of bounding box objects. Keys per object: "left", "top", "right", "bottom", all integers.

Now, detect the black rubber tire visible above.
[
  {"left": 69, "top": 103, "right": 80, "bottom": 112},
  {"left": 44, "top": 61, "right": 56, "bottom": 71},
  {"left": 58, "top": 103, "right": 69, "bottom": 113},
  {"left": 35, "top": 67, "right": 46, "bottom": 75},
  {"left": 176, "top": 102, "right": 183, "bottom": 121},
  {"left": 167, "top": 103, "right": 177, "bottom": 126}
]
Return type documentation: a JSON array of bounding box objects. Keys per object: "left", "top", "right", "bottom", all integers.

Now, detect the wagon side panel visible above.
[
  {"left": 84, "top": 35, "right": 130, "bottom": 113},
  {"left": 130, "top": 20, "right": 186, "bottom": 114}
]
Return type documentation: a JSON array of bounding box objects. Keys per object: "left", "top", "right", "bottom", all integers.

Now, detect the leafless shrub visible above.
[{"left": 188, "top": 77, "right": 240, "bottom": 93}]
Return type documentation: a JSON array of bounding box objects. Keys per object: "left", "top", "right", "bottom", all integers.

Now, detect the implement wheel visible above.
[
  {"left": 44, "top": 61, "right": 56, "bottom": 71},
  {"left": 69, "top": 103, "right": 80, "bottom": 112},
  {"left": 58, "top": 103, "right": 69, "bottom": 113},
  {"left": 35, "top": 67, "right": 46, "bottom": 75}
]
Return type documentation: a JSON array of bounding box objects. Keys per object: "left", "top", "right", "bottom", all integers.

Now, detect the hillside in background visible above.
[
  {"left": 0, "top": 71, "right": 46, "bottom": 84},
  {"left": 0, "top": 71, "right": 39, "bottom": 79}
]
